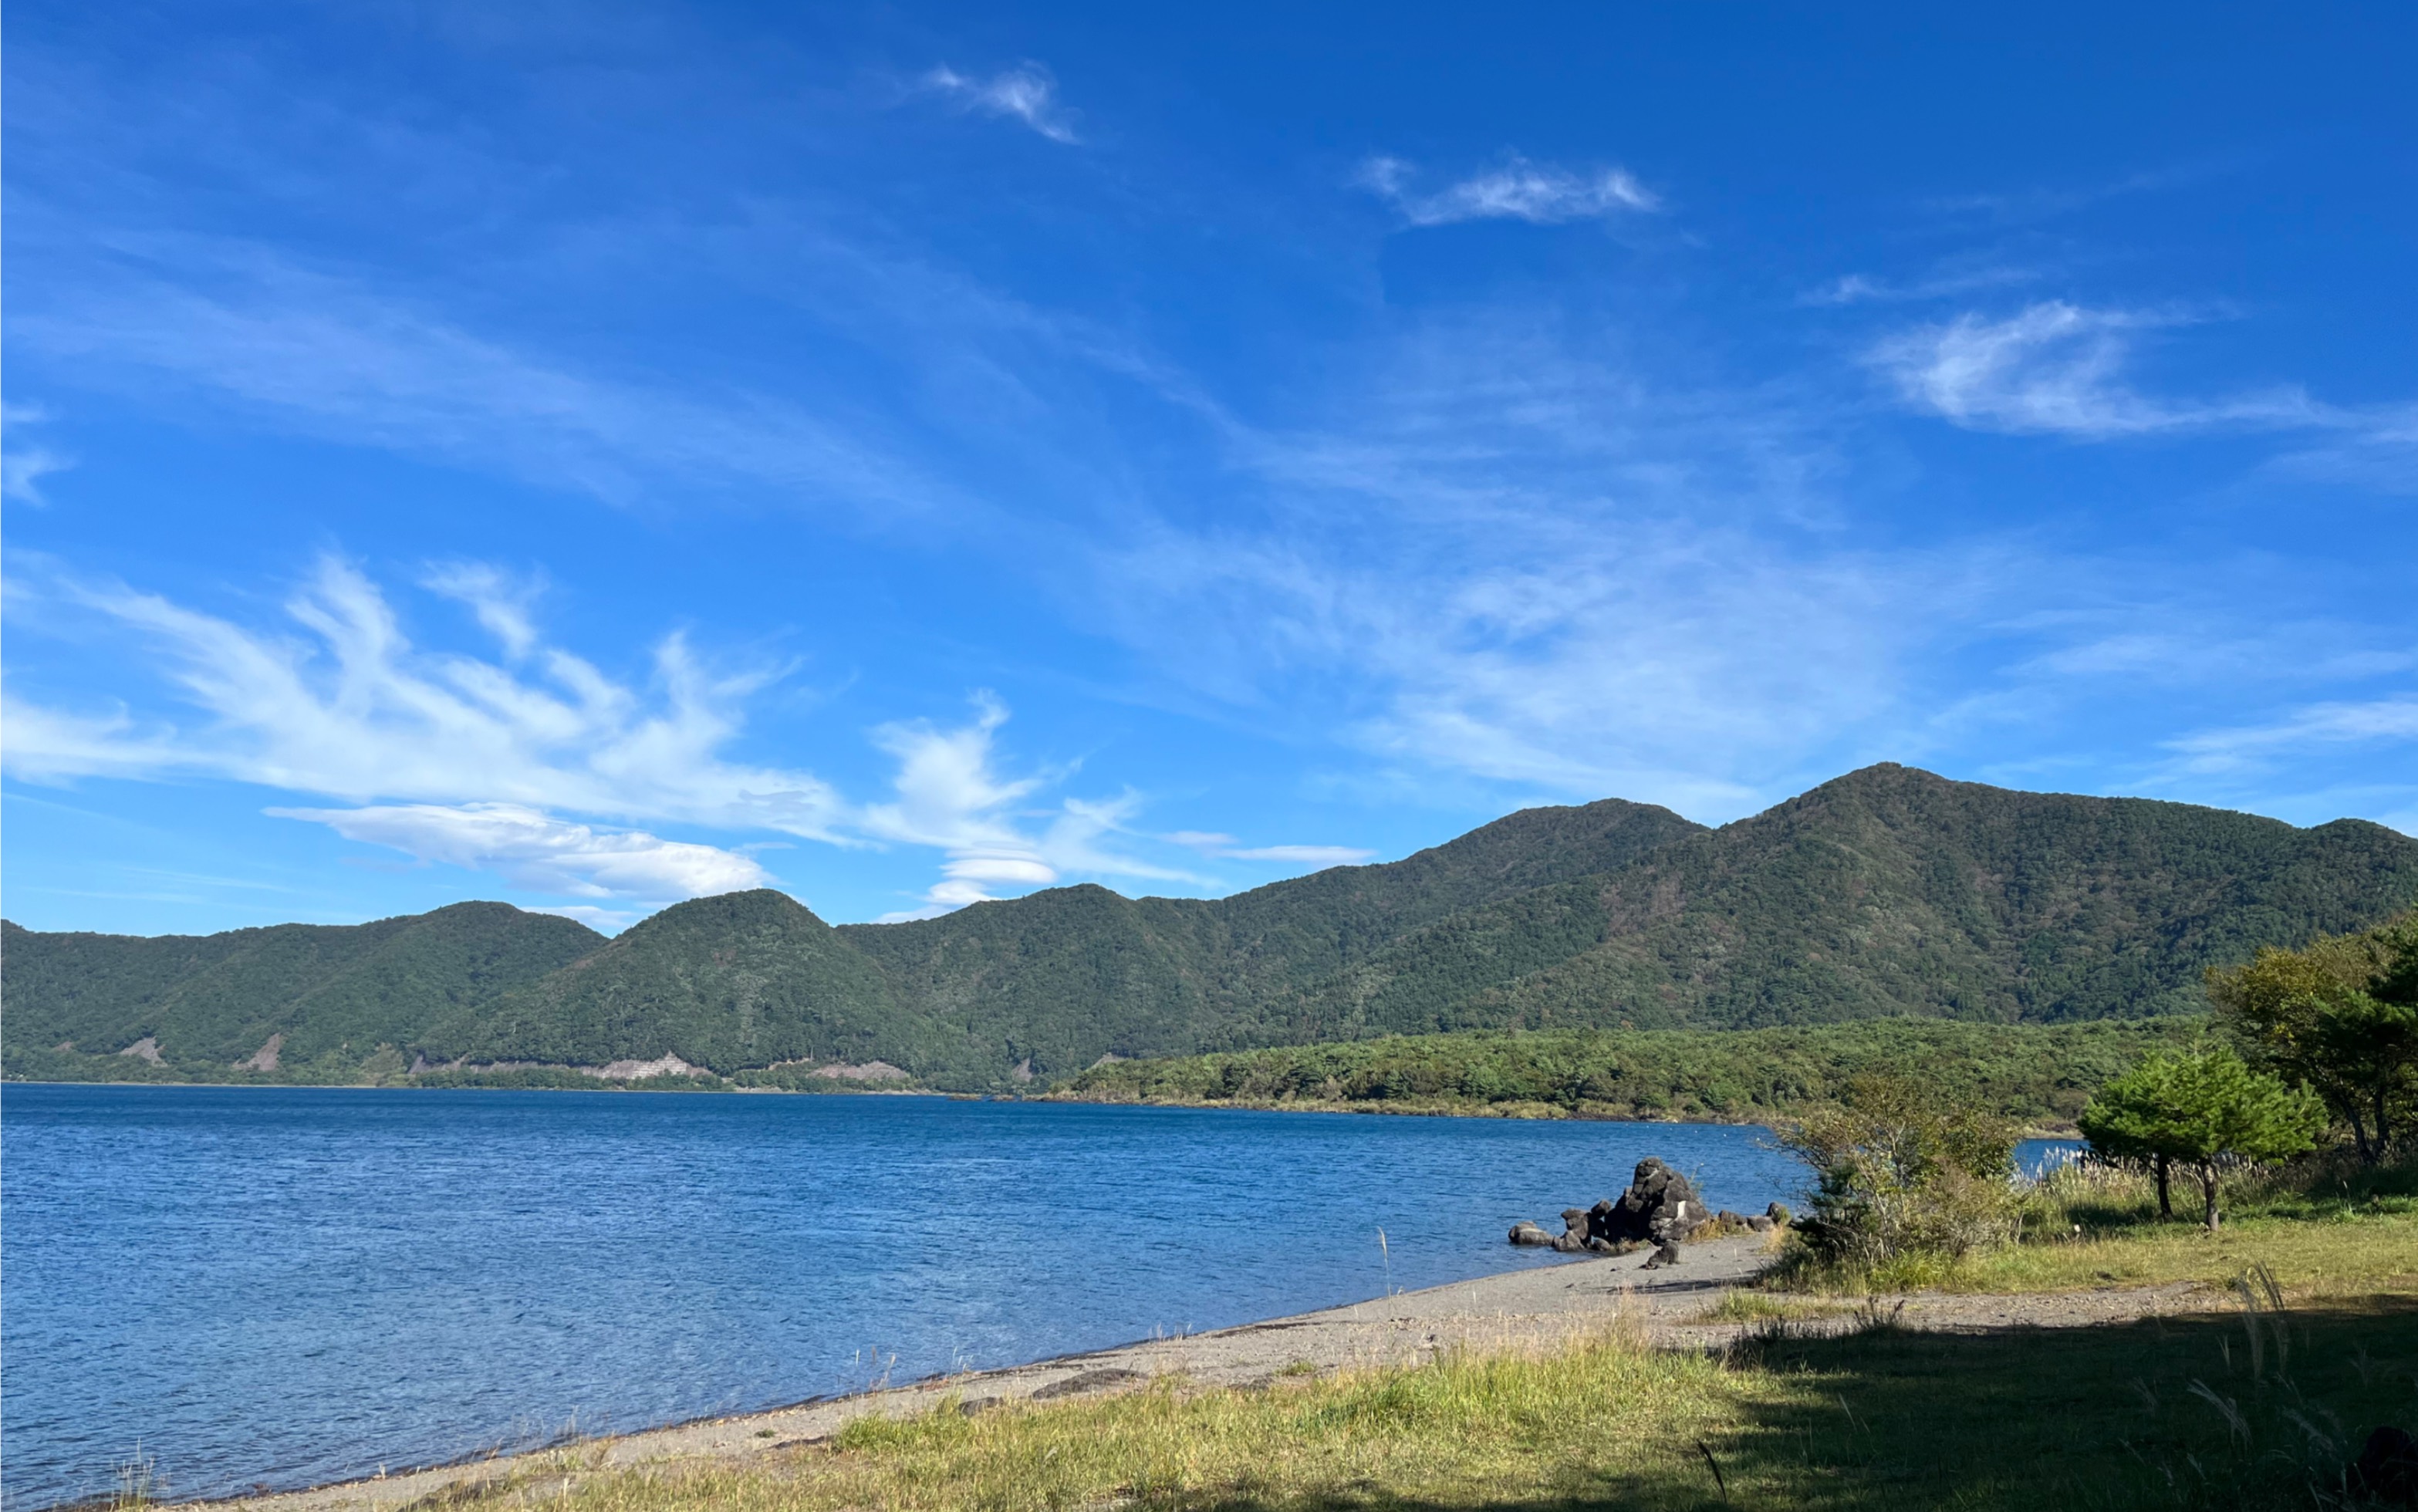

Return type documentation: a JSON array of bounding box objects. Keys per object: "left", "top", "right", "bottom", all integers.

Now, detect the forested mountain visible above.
[
  {"left": 2, "top": 903, "right": 602, "bottom": 1080},
  {"left": 8, "top": 766, "right": 2416, "bottom": 1090}
]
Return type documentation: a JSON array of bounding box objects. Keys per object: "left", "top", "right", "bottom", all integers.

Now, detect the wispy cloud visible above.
[
  {"left": 1928, "top": 161, "right": 2240, "bottom": 227},
  {"left": 421, "top": 562, "right": 545, "bottom": 659},
  {"left": 2163, "top": 695, "right": 2418, "bottom": 776},
  {"left": 1356, "top": 154, "right": 1658, "bottom": 227},
  {"left": 2, "top": 403, "right": 75, "bottom": 505},
  {"left": 1870, "top": 302, "right": 2325, "bottom": 437},
  {"left": 1216, "top": 844, "right": 1373, "bottom": 866},
  {"left": 1164, "top": 831, "right": 1375, "bottom": 867},
  {"left": 6, "top": 229, "right": 963, "bottom": 515},
  {"left": 862, "top": 694, "right": 1202, "bottom": 919},
  {"left": 921, "top": 63, "right": 1079, "bottom": 144},
  {"left": 267, "top": 802, "right": 772, "bottom": 901},
  {"left": 4, "top": 554, "right": 849, "bottom": 837},
  {"left": 5, "top": 555, "right": 1205, "bottom": 917},
  {"left": 1801, "top": 265, "right": 2038, "bottom": 307}
]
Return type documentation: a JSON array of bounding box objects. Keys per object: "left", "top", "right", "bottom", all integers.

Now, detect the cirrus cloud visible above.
[
  {"left": 1357, "top": 154, "right": 1659, "bottom": 227},
  {"left": 920, "top": 63, "right": 1079, "bottom": 145},
  {"left": 1870, "top": 302, "right": 2322, "bottom": 437}
]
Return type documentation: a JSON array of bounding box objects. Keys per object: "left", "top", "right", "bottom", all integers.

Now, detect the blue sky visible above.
[{"left": 5, "top": 2, "right": 2413, "bottom": 935}]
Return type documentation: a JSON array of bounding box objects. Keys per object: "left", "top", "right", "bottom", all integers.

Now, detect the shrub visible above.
[{"left": 1779, "top": 1074, "right": 2018, "bottom": 1267}]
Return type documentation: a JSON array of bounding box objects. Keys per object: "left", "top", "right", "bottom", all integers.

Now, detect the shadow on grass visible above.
[{"left": 1198, "top": 1298, "right": 2418, "bottom": 1512}]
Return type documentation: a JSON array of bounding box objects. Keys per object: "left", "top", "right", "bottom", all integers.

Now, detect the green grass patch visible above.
[
  {"left": 1771, "top": 1152, "right": 2418, "bottom": 1299},
  {"left": 443, "top": 1289, "right": 2418, "bottom": 1512}
]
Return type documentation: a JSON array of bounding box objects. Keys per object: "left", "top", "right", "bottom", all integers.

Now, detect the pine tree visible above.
[{"left": 2080, "top": 1045, "right": 2325, "bottom": 1232}]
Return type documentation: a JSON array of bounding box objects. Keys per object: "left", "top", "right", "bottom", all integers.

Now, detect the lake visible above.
[{"left": 0, "top": 1084, "right": 2074, "bottom": 1509}]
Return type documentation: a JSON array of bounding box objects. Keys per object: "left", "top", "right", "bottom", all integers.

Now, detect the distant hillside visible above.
[
  {"left": 1, "top": 904, "right": 602, "bottom": 1081},
  {"left": 1269, "top": 764, "right": 2418, "bottom": 1036},
  {"left": 1052, "top": 1018, "right": 2210, "bottom": 1128},
  {"left": 8, "top": 767, "right": 2416, "bottom": 1090},
  {"left": 836, "top": 795, "right": 1707, "bottom": 1077},
  {"left": 419, "top": 889, "right": 946, "bottom": 1077}
]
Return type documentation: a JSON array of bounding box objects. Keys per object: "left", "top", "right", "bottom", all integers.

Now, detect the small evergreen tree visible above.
[{"left": 2079, "top": 1046, "right": 2325, "bottom": 1231}]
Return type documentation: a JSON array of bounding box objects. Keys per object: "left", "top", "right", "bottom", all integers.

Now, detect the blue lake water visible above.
[{"left": 0, "top": 1084, "right": 2080, "bottom": 1509}]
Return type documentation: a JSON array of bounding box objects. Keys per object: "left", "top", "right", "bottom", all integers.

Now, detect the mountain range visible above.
[{"left": 8, "top": 764, "right": 2416, "bottom": 1090}]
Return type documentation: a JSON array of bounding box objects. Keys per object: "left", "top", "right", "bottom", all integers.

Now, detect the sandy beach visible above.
[{"left": 207, "top": 1231, "right": 2213, "bottom": 1512}]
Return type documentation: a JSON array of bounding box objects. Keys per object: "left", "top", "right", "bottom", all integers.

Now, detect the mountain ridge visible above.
[{"left": 9, "top": 765, "right": 2416, "bottom": 1089}]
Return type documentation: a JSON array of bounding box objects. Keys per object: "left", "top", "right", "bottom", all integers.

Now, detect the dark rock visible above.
[
  {"left": 1508, "top": 1220, "right": 1554, "bottom": 1247},
  {"left": 1716, "top": 1210, "right": 1744, "bottom": 1227},
  {"left": 2353, "top": 1425, "right": 2418, "bottom": 1505},
  {"left": 1640, "top": 1240, "right": 1683, "bottom": 1271},
  {"left": 1595, "top": 1158, "right": 1709, "bottom": 1244},
  {"left": 1766, "top": 1202, "right": 1793, "bottom": 1227},
  {"left": 1746, "top": 1215, "right": 1775, "bottom": 1232},
  {"left": 1552, "top": 1232, "right": 1588, "bottom": 1253},
  {"left": 957, "top": 1396, "right": 998, "bottom": 1417}
]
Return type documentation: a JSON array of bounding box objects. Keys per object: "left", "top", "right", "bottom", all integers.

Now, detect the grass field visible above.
[{"left": 430, "top": 1282, "right": 2417, "bottom": 1512}]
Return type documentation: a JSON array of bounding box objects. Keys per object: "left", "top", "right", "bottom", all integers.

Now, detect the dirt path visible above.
[{"left": 201, "top": 1237, "right": 2217, "bottom": 1512}]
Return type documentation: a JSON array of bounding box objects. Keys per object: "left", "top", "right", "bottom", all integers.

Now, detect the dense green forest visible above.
[
  {"left": 1052, "top": 1019, "right": 2206, "bottom": 1126},
  {"left": 8, "top": 765, "right": 2415, "bottom": 1091}
]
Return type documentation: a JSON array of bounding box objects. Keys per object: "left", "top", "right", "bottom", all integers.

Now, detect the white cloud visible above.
[
  {"left": 5, "top": 555, "right": 848, "bottom": 838},
  {"left": 1163, "top": 830, "right": 1373, "bottom": 867},
  {"left": 1163, "top": 829, "right": 1236, "bottom": 849},
  {"left": 1870, "top": 302, "right": 2323, "bottom": 437},
  {"left": 268, "top": 802, "right": 772, "bottom": 900},
  {"left": 1357, "top": 154, "right": 1657, "bottom": 227},
  {"left": 526, "top": 903, "right": 642, "bottom": 931},
  {"left": 5, "top": 556, "right": 1224, "bottom": 918},
  {"left": 2163, "top": 695, "right": 2418, "bottom": 776},
  {"left": 1074, "top": 312, "right": 1950, "bottom": 820},
  {"left": 922, "top": 64, "right": 1079, "bottom": 144},
  {"left": 1800, "top": 265, "right": 2038, "bottom": 307},
  {"left": 1217, "top": 845, "right": 1374, "bottom": 866},
  {"left": 421, "top": 562, "right": 544, "bottom": 659},
  {"left": 862, "top": 696, "right": 1204, "bottom": 918},
  {"left": 2, "top": 403, "right": 74, "bottom": 505}
]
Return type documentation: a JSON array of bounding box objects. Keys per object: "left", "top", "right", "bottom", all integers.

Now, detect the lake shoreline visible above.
[
  {"left": 157, "top": 1229, "right": 2216, "bottom": 1512},
  {"left": 161, "top": 1235, "right": 1781, "bottom": 1512},
  {"left": 0, "top": 1077, "right": 2085, "bottom": 1136}
]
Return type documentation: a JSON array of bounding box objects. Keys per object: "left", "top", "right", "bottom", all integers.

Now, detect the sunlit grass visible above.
[
  {"left": 432, "top": 1288, "right": 2418, "bottom": 1512},
  {"left": 1774, "top": 1153, "right": 2418, "bottom": 1299}
]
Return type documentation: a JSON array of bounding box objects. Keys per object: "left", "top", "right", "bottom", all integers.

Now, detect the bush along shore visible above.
[{"left": 1050, "top": 1017, "right": 2205, "bottom": 1129}]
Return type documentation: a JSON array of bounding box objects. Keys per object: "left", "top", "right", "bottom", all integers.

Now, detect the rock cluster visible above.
[{"left": 1508, "top": 1156, "right": 1761, "bottom": 1258}]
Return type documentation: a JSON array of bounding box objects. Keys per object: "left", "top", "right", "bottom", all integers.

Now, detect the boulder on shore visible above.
[
  {"left": 1592, "top": 1157, "right": 1709, "bottom": 1244},
  {"left": 1508, "top": 1220, "right": 1554, "bottom": 1247}
]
